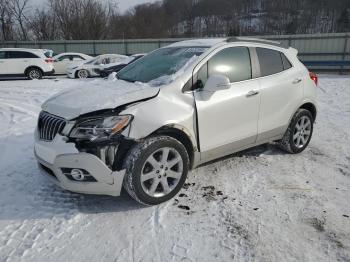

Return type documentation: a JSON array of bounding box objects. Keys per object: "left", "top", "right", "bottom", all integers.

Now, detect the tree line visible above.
[{"left": 1, "top": 0, "right": 349, "bottom": 41}]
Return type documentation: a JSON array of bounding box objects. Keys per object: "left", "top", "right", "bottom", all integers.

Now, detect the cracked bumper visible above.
[{"left": 34, "top": 131, "right": 125, "bottom": 196}]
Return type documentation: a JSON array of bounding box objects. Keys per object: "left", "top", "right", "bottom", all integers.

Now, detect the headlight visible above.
[{"left": 69, "top": 115, "right": 133, "bottom": 141}]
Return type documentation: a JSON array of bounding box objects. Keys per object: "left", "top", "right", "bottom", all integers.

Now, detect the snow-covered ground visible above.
[{"left": 0, "top": 75, "right": 349, "bottom": 262}]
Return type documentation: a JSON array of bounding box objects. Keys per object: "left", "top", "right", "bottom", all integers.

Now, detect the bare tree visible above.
[
  {"left": 0, "top": 0, "right": 13, "bottom": 40},
  {"left": 9, "top": 0, "right": 30, "bottom": 40},
  {"left": 28, "top": 8, "right": 58, "bottom": 40}
]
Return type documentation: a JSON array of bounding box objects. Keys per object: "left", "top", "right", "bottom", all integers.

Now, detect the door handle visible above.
[
  {"left": 246, "top": 90, "right": 259, "bottom": 97},
  {"left": 293, "top": 78, "right": 302, "bottom": 84}
]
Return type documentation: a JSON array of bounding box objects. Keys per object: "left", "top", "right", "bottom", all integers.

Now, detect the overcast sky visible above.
[{"left": 31, "top": 0, "right": 159, "bottom": 13}]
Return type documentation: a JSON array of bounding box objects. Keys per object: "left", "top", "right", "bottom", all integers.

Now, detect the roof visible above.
[
  {"left": 226, "top": 37, "right": 288, "bottom": 48},
  {"left": 168, "top": 37, "right": 289, "bottom": 49},
  {"left": 0, "top": 48, "right": 43, "bottom": 52}
]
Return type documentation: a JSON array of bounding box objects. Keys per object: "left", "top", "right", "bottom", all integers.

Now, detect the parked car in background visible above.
[
  {"left": 100, "top": 54, "right": 145, "bottom": 78},
  {"left": 0, "top": 48, "right": 54, "bottom": 79},
  {"left": 35, "top": 38, "right": 317, "bottom": 206},
  {"left": 66, "top": 54, "right": 130, "bottom": 79},
  {"left": 53, "top": 53, "right": 92, "bottom": 75}
]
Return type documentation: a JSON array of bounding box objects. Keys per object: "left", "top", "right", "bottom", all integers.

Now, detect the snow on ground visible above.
[{"left": 0, "top": 75, "right": 349, "bottom": 262}]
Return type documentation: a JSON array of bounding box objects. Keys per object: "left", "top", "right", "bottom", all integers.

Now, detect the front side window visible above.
[
  {"left": 196, "top": 47, "right": 252, "bottom": 88},
  {"left": 0, "top": 51, "right": 5, "bottom": 59},
  {"left": 256, "top": 48, "right": 284, "bottom": 77},
  {"left": 117, "top": 47, "right": 208, "bottom": 86},
  {"left": 57, "top": 55, "right": 70, "bottom": 61},
  {"left": 72, "top": 55, "right": 84, "bottom": 61}
]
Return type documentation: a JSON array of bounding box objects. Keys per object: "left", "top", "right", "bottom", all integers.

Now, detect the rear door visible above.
[
  {"left": 256, "top": 47, "right": 303, "bottom": 141},
  {"left": 0, "top": 51, "right": 8, "bottom": 75},
  {"left": 7, "top": 51, "right": 39, "bottom": 74}
]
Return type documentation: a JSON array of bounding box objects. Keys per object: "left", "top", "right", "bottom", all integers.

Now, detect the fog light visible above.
[{"left": 71, "top": 169, "right": 85, "bottom": 181}]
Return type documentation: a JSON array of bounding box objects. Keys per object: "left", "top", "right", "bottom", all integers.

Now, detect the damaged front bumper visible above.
[{"left": 34, "top": 130, "right": 126, "bottom": 197}]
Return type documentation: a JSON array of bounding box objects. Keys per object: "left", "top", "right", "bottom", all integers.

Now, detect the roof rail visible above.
[{"left": 226, "top": 37, "right": 288, "bottom": 48}]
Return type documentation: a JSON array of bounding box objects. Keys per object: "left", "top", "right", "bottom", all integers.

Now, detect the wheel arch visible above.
[
  {"left": 299, "top": 102, "right": 317, "bottom": 122},
  {"left": 24, "top": 66, "right": 43, "bottom": 76},
  {"left": 151, "top": 125, "right": 197, "bottom": 169}
]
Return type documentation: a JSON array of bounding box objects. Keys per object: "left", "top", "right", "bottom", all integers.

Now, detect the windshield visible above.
[{"left": 117, "top": 47, "right": 208, "bottom": 85}]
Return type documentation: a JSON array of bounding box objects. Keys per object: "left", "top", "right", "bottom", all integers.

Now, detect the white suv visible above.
[
  {"left": 0, "top": 48, "right": 55, "bottom": 79},
  {"left": 34, "top": 38, "right": 318, "bottom": 205}
]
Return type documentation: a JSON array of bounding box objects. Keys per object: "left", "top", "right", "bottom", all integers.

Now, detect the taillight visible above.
[
  {"left": 309, "top": 72, "right": 318, "bottom": 86},
  {"left": 45, "top": 58, "right": 53, "bottom": 63}
]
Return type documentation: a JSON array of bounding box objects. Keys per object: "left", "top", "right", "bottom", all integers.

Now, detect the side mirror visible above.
[{"left": 203, "top": 74, "right": 230, "bottom": 92}]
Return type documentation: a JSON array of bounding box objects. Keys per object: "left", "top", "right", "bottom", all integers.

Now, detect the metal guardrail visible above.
[{"left": 1, "top": 33, "right": 350, "bottom": 72}]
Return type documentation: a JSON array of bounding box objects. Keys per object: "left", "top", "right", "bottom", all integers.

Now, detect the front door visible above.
[{"left": 194, "top": 47, "right": 260, "bottom": 160}]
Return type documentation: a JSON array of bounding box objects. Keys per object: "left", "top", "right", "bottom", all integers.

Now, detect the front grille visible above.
[{"left": 38, "top": 111, "right": 66, "bottom": 141}]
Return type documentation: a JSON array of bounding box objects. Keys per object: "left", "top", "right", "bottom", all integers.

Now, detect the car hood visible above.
[{"left": 42, "top": 79, "right": 159, "bottom": 119}]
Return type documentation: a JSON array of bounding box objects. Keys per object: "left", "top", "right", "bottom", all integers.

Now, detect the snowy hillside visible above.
[{"left": 0, "top": 76, "right": 349, "bottom": 261}]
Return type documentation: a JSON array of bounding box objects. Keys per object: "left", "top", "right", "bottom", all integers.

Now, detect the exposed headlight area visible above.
[{"left": 69, "top": 115, "right": 133, "bottom": 141}]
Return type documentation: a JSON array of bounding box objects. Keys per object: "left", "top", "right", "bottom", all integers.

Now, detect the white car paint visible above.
[
  {"left": 66, "top": 54, "right": 130, "bottom": 78},
  {"left": 53, "top": 53, "right": 92, "bottom": 75},
  {"left": 35, "top": 38, "right": 317, "bottom": 200},
  {"left": 0, "top": 48, "right": 54, "bottom": 78}
]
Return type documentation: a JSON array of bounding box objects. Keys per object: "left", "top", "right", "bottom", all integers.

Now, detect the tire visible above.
[
  {"left": 76, "top": 69, "right": 89, "bottom": 79},
  {"left": 278, "top": 109, "right": 314, "bottom": 154},
  {"left": 123, "top": 136, "right": 190, "bottom": 206},
  {"left": 26, "top": 68, "right": 43, "bottom": 80}
]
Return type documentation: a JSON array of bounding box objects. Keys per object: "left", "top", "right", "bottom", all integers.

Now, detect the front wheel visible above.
[
  {"left": 76, "top": 69, "right": 89, "bottom": 79},
  {"left": 123, "top": 136, "right": 190, "bottom": 206},
  {"left": 278, "top": 109, "right": 314, "bottom": 154}
]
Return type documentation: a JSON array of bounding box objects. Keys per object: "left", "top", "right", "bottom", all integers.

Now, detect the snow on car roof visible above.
[{"left": 168, "top": 38, "right": 226, "bottom": 48}]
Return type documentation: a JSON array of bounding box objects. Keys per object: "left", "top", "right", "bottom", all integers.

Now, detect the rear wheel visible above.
[
  {"left": 26, "top": 68, "right": 42, "bottom": 80},
  {"left": 123, "top": 136, "right": 189, "bottom": 206},
  {"left": 76, "top": 69, "right": 89, "bottom": 79},
  {"left": 278, "top": 109, "right": 314, "bottom": 154}
]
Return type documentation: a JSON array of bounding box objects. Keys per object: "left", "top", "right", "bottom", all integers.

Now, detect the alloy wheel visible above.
[
  {"left": 77, "top": 70, "right": 88, "bottom": 78},
  {"left": 28, "top": 69, "right": 41, "bottom": 79},
  {"left": 293, "top": 116, "right": 312, "bottom": 148},
  {"left": 141, "top": 147, "right": 183, "bottom": 198}
]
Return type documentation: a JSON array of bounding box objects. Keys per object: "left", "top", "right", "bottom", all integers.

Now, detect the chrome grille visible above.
[{"left": 38, "top": 111, "right": 66, "bottom": 141}]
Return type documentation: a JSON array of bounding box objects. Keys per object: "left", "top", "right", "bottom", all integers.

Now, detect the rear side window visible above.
[
  {"left": 256, "top": 48, "right": 284, "bottom": 76},
  {"left": 9, "top": 51, "right": 39, "bottom": 59},
  {"left": 0, "top": 51, "right": 5, "bottom": 59},
  {"left": 281, "top": 53, "right": 292, "bottom": 70},
  {"left": 196, "top": 47, "right": 252, "bottom": 87}
]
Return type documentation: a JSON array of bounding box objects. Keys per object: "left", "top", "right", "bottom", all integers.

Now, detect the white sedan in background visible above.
[
  {"left": 66, "top": 54, "right": 130, "bottom": 79},
  {"left": 53, "top": 53, "right": 92, "bottom": 75}
]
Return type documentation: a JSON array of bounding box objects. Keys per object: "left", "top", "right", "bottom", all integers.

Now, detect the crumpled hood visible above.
[{"left": 42, "top": 79, "right": 159, "bottom": 119}]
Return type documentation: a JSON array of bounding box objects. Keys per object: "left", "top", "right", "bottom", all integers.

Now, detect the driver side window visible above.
[{"left": 196, "top": 47, "right": 252, "bottom": 88}]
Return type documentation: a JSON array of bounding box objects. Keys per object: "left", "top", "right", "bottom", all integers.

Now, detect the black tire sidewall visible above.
[
  {"left": 288, "top": 110, "right": 314, "bottom": 153},
  {"left": 128, "top": 137, "right": 189, "bottom": 205}
]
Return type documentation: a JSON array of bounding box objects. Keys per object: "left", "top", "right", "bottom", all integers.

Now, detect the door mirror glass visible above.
[{"left": 204, "top": 74, "right": 230, "bottom": 92}]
